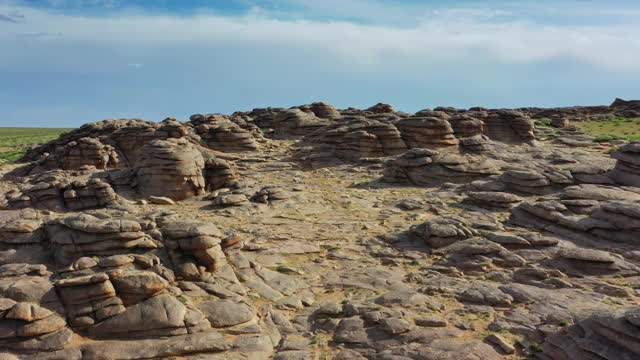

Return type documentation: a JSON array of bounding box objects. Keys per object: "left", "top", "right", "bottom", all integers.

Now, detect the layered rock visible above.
[
  {"left": 161, "top": 221, "right": 228, "bottom": 280},
  {"left": 204, "top": 157, "right": 238, "bottom": 191},
  {"left": 134, "top": 138, "right": 205, "bottom": 201},
  {"left": 466, "top": 191, "right": 523, "bottom": 209},
  {"left": 0, "top": 300, "right": 72, "bottom": 353},
  {"left": 484, "top": 110, "right": 536, "bottom": 145},
  {"left": 449, "top": 114, "right": 485, "bottom": 138},
  {"left": 299, "top": 102, "right": 341, "bottom": 119},
  {"left": 297, "top": 117, "right": 407, "bottom": 165},
  {"left": 0, "top": 209, "right": 43, "bottom": 246},
  {"left": 193, "top": 119, "right": 259, "bottom": 152},
  {"left": 395, "top": 115, "right": 459, "bottom": 150},
  {"left": 511, "top": 194, "right": 640, "bottom": 246},
  {"left": 88, "top": 294, "right": 210, "bottom": 339},
  {"left": 609, "top": 142, "right": 640, "bottom": 187},
  {"left": 54, "top": 272, "right": 126, "bottom": 330},
  {"left": 270, "top": 109, "right": 333, "bottom": 139},
  {"left": 539, "top": 307, "right": 640, "bottom": 360},
  {"left": 383, "top": 149, "right": 500, "bottom": 186},
  {"left": 3, "top": 176, "right": 120, "bottom": 212},
  {"left": 46, "top": 214, "right": 157, "bottom": 265},
  {"left": 410, "top": 216, "right": 477, "bottom": 248}
]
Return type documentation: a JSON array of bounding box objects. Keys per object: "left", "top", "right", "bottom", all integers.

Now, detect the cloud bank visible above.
[{"left": 1, "top": 0, "right": 639, "bottom": 126}]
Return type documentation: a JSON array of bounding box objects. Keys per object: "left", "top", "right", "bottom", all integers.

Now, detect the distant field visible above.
[
  {"left": 574, "top": 118, "right": 640, "bottom": 142},
  {"left": 0, "top": 127, "right": 70, "bottom": 164}
]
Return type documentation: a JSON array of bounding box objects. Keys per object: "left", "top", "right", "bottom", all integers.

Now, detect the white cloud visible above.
[{"left": 3, "top": 2, "right": 636, "bottom": 73}]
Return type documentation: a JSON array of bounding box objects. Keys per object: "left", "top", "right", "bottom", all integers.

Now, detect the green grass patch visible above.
[
  {"left": 574, "top": 117, "right": 640, "bottom": 142},
  {"left": 0, "top": 127, "right": 70, "bottom": 164}
]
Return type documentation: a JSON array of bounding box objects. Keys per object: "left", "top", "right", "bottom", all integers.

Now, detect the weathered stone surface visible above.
[
  {"left": 134, "top": 138, "right": 205, "bottom": 201},
  {"left": 384, "top": 149, "right": 500, "bottom": 186}
]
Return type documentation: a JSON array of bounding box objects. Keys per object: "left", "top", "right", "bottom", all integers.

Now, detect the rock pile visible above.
[
  {"left": 300, "top": 102, "right": 341, "bottom": 119},
  {"left": 540, "top": 307, "right": 640, "bottom": 360},
  {"left": 270, "top": 109, "right": 333, "bottom": 139},
  {"left": 609, "top": 142, "right": 640, "bottom": 187},
  {"left": 297, "top": 117, "right": 407, "bottom": 166},
  {"left": 3, "top": 176, "right": 120, "bottom": 212},
  {"left": 46, "top": 214, "right": 156, "bottom": 265},
  {"left": 161, "top": 221, "right": 228, "bottom": 280},
  {"left": 484, "top": 110, "right": 536, "bottom": 145},
  {"left": 0, "top": 299, "right": 72, "bottom": 353},
  {"left": 134, "top": 138, "right": 205, "bottom": 201},
  {"left": 395, "top": 115, "right": 459, "bottom": 150},
  {"left": 193, "top": 119, "right": 259, "bottom": 152},
  {"left": 55, "top": 272, "right": 126, "bottom": 330},
  {"left": 383, "top": 149, "right": 500, "bottom": 186},
  {"left": 511, "top": 194, "right": 640, "bottom": 245}
]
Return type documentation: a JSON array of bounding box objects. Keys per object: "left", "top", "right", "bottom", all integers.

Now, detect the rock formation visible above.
[
  {"left": 3, "top": 99, "right": 640, "bottom": 359},
  {"left": 134, "top": 138, "right": 205, "bottom": 200}
]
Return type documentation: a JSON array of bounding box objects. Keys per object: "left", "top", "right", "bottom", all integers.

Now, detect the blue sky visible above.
[{"left": 1, "top": 0, "right": 640, "bottom": 127}]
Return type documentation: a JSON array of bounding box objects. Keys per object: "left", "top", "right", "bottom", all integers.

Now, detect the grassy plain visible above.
[{"left": 0, "top": 127, "right": 69, "bottom": 164}]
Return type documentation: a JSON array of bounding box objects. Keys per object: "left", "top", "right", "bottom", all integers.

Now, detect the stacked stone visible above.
[
  {"left": 134, "top": 138, "right": 205, "bottom": 201},
  {"left": 410, "top": 216, "right": 477, "bottom": 248},
  {"left": 0, "top": 299, "right": 72, "bottom": 353},
  {"left": 366, "top": 103, "right": 395, "bottom": 114},
  {"left": 250, "top": 187, "right": 291, "bottom": 204},
  {"left": 483, "top": 110, "right": 536, "bottom": 145},
  {"left": 304, "top": 102, "right": 341, "bottom": 119},
  {"left": 194, "top": 120, "right": 258, "bottom": 152},
  {"left": 0, "top": 209, "right": 43, "bottom": 245},
  {"left": 270, "top": 108, "right": 333, "bottom": 139},
  {"left": 383, "top": 149, "right": 500, "bottom": 186},
  {"left": 609, "top": 142, "right": 640, "bottom": 187},
  {"left": 53, "top": 137, "right": 120, "bottom": 170},
  {"left": 540, "top": 307, "right": 640, "bottom": 360},
  {"left": 498, "top": 169, "right": 554, "bottom": 195},
  {"left": 46, "top": 214, "right": 156, "bottom": 265},
  {"left": 459, "top": 135, "right": 492, "bottom": 153},
  {"left": 511, "top": 196, "right": 640, "bottom": 245},
  {"left": 204, "top": 157, "right": 238, "bottom": 191},
  {"left": 466, "top": 191, "right": 523, "bottom": 209},
  {"left": 298, "top": 117, "right": 407, "bottom": 165},
  {"left": 449, "top": 114, "right": 485, "bottom": 138},
  {"left": 20, "top": 119, "right": 157, "bottom": 164},
  {"left": 55, "top": 273, "right": 126, "bottom": 329},
  {"left": 161, "top": 221, "right": 228, "bottom": 280},
  {"left": 3, "top": 177, "right": 119, "bottom": 212},
  {"left": 87, "top": 294, "right": 211, "bottom": 339},
  {"left": 395, "top": 115, "right": 459, "bottom": 150}
]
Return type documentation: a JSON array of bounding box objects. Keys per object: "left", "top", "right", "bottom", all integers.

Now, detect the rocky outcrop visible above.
[
  {"left": 449, "top": 114, "right": 485, "bottom": 138},
  {"left": 410, "top": 216, "right": 477, "bottom": 248},
  {"left": 609, "top": 142, "right": 640, "bottom": 187},
  {"left": 511, "top": 193, "right": 640, "bottom": 246},
  {"left": 0, "top": 300, "right": 72, "bottom": 353},
  {"left": 539, "top": 307, "right": 640, "bottom": 360},
  {"left": 193, "top": 118, "right": 259, "bottom": 152},
  {"left": 484, "top": 110, "right": 536, "bottom": 145},
  {"left": 395, "top": 115, "right": 459, "bottom": 150},
  {"left": 203, "top": 156, "right": 238, "bottom": 191},
  {"left": 383, "top": 149, "right": 500, "bottom": 186},
  {"left": 270, "top": 109, "right": 333, "bottom": 139},
  {"left": 2, "top": 176, "right": 120, "bottom": 212},
  {"left": 46, "top": 214, "right": 157, "bottom": 265},
  {"left": 297, "top": 117, "right": 407, "bottom": 166},
  {"left": 55, "top": 272, "right": 126, "bottom": 330},
  {"left": 299, "top": 102, "right": 341, "bottom": 120},
  {"left": 134, "top": 138, "right": 205, "bottom": 201},
  {"left": 161, "top": 220, "right": 228, "bottom": 280}
]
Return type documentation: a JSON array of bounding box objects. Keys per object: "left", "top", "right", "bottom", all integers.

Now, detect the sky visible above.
[{"left": 1, "top": 0, "right": 639, "bottom": 127}]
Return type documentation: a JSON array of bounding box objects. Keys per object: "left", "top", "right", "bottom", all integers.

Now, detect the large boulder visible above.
[{"left": 134, "top": 138, "right": 205, "bottom": 201}]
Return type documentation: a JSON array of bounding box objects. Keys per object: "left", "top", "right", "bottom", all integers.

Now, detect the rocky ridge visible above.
[{"left": 1, "top": 99, "right": 640, "bottom": 359}]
